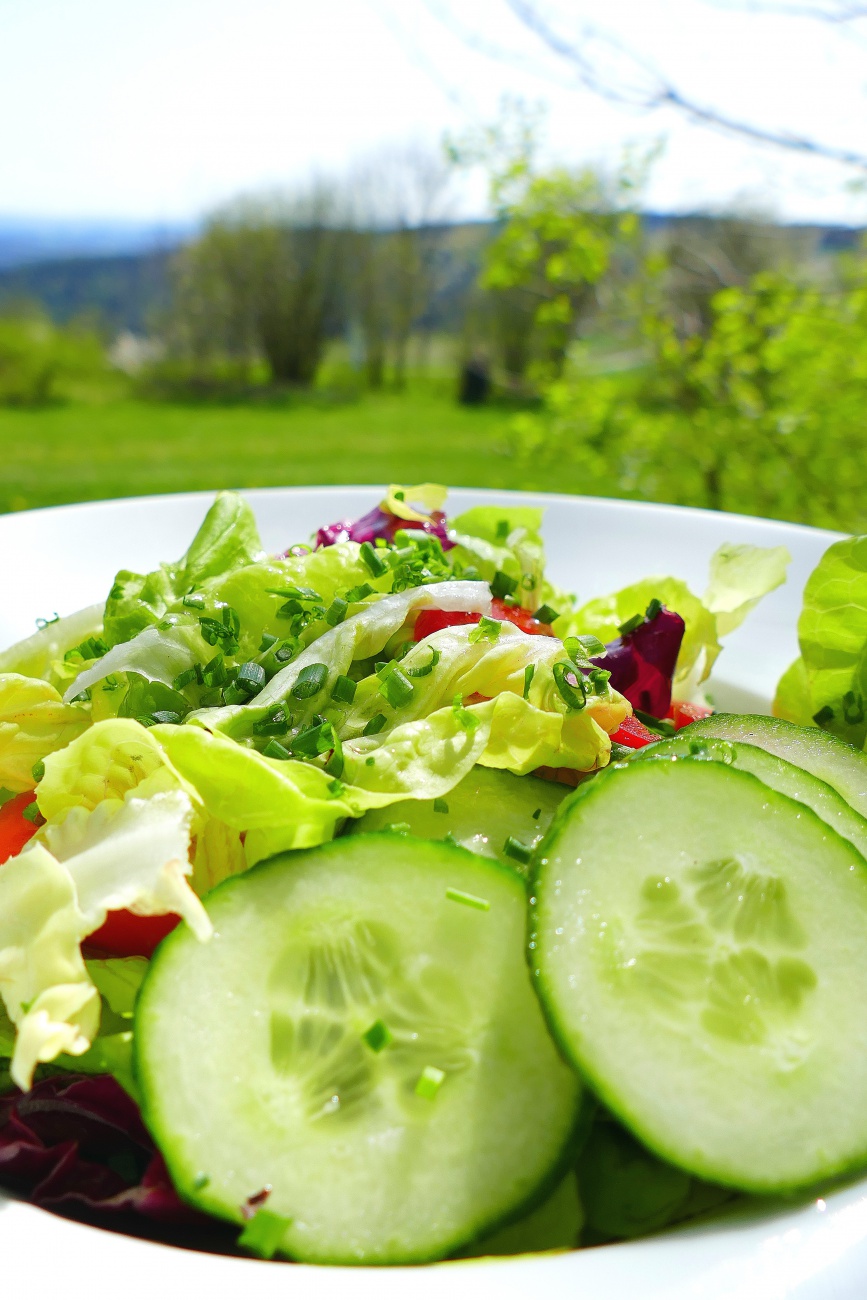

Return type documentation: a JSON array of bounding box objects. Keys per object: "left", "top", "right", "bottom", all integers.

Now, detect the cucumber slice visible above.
[
  {"left": 684, "top": 714, "right": 867, "bottom": 819},
  {"left": 638, "top": 735, "right": 867, "bottom": 859},
  {"left": 531, "top": 758, "right": 867, "bottom": 1193},
  {"left": 346, "top": 766, "right": 567, "bottom": 870},
  {"left": 136, "top": 834, "right": 582, "bottom": 1265}
]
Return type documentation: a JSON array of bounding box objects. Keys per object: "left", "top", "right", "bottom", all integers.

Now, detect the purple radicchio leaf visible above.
[
  {"left": 0, "top": 1074, "right": 203, "bottom": 1225},
  {"left": 316, "top": 505, "right": 453, "bottom": 550},
  {"left": 591, "top": 606, "right": 685, "bottom": 718}
]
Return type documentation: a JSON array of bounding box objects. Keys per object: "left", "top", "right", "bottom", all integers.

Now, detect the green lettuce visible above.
[
  {"left": 54, "top": 956, "right": 148, "bottom": 1098},
  {"left": 561, "top": 543, "right": 790, "bottom": 700},
  {"left": 449, "top": 504, "right": 572, "bottom": 614},
  {"left": 0, "top": 781, "right": 210, "bottom": 1088},
  {"left": 0, "top": 603, "right": 105, "bottom": 687},
  {"left": 199, "top": 580, "right": 493, "bottom": 739},
  {"left": 774, "top": 535, "right": 867, "bottom": 746},
  {"left": 0, "top": 674, "right": 90, "bottom": 792},
  {"left": 103, "top": 491, "right": 264, "bottom": 646}
]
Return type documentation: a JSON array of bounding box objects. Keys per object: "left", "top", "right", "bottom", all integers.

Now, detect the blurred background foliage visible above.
[{"left": 1, "top": 107, "right": 865, "bottom": 532}]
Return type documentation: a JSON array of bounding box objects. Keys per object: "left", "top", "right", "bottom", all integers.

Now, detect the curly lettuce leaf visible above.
[
  {"left": 0, "top": 787, "right": 209, "bottom": 1087},
  {"left": 0, "top": 842, "right": 100, "bottom": 1090},
  {"left": 199, "top": 580, "right": 493, "bottom": 740},
  {"left": 384, "top": 483, "right": 448, "bottom": 522},
  {"left": 780, "top": 535, "right": 867, "bottom": 746},
  {"left": 0, "top": 604, "right": 105, "bottom": 687},
  {"left": 37, "top": 717, "right": 190, "bottom": 820},
  {"left": 448, "top": 504, "right": 570, "bottom": 614},
  {"left": 104, "top": 491, "right": 263, "bottom": 646},
  {"left": 562, "top": 543, "right": 789, "bottom": 701},
  {"left": 0, "top": 674, "right": 90, "bottom": 793}
]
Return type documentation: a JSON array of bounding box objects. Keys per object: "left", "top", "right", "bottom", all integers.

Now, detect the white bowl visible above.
[{"left": 2, "top": 486, "right": 865, "bottom": 1300}]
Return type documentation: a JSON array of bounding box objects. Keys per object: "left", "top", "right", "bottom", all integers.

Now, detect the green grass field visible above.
[{"left": 0, "top": 387, "right": 567, "bottom": 515}]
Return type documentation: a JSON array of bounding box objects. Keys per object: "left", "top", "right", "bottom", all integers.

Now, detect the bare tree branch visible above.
[{"left": 501, "top": 0, "right": 867, "bottom": 171}]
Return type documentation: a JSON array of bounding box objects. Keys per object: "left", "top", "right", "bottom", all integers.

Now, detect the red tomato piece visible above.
[
  {"left": 490, "top": 599, "right": 556, "bottom": 637},
  {"left": 610, "top": 715, "right": 661, "bottom": 749},
  {"left": 413, "top": 601, "right": 554, "bottom": 643},
  {"left": 412, "top": 609, "right": 479, "bottom": 641},
  {"left": 667, "top": 701, "right": 715, "bottom": 730},
  {"left": 86, "top": 910, "right": 180, "bottom": 959},
  {"left": 0, "top": 791, "right": 39, "bottom": 865}
]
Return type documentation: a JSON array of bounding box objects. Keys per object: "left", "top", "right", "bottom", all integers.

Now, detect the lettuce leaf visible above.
[
  {"left": 777, "top": 535, "right": 867, "bottom": 746},
  {"left": 0, "top": 786, "right": 210, "bottom": 1087},
  {"left": 0, "top": 603, "right": 104, "bottom": 687},
  {"left": 0, "top": 842, "right": 100, "bottom": 1089},
  {"left": 200, "top": 580, "right": 493, "bottom": 739},
  {"left": 561, "top": 543, "right": 790, "bottom": 702},
  {"left": 0, "top": 674, "right": 90, "bottom": 792},
  {"left": 448, "top": 505, "right": 571, "bottom": 614},
  {"left": 103, "top": 491, "right": 263, "bottom": 646}
]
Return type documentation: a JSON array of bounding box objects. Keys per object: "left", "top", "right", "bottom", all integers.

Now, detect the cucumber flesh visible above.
[
  {"left": 684, "top": 714, "right": 867, "bottom": 819},
  {"left": 136, "top": 834, "right": 581, "bottom": 1265},
  {"left": 638, "top": 735, "right": 867, "bottom": 860},
  {"left": 346, "top": 766, "right": 567, "bottom": 871},
  {"left": 532, "top": 757, "right": 867, "bottom": 1193}
]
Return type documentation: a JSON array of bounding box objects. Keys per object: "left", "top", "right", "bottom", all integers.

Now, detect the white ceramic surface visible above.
[{"left": 1, "top": 485, "right": 865, "bottom": 1300}]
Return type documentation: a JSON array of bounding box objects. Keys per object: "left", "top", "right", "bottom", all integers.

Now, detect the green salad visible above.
[{"left": 1, "top": 484, "right": 866, "bottom": 1265}]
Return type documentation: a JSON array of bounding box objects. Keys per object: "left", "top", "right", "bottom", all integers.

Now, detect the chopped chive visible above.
[
  {"left": 634, "top": 709, "right": 676, "bottom": 737},
  {"left": 645, "top": 598, "right": 664, "bottom": 621},
  {"left": 384, "top": 821, "right": 411, "bottom": 835},
  {"left": 452, "top": 693, "right": 479, "bottom": 732},
  {"left": 360, "top": 541, "right": 388, "bottom": 578},
  {"left": 327, "top": 778, "right": 345, "bottom": 796},
  {"left": 202, "top": 652, "right": 227, "bottom": 687},
  {"left": 378, "top": 665, "right": 415, "bottom": 709},
  {"left": 102, "top": 675, "right": 120, "bottom": 691},
  {"left": 618, "top": 613, "right": 644, "bottom": 637},
  {"left": 490, "top": 569, "right": 518, "bottom": 600},
  {"left": 523, "top": 664, "right": 535, "bottom": 699},
  {"left": 365, "top": 756, "right": 376, "bottom": 766},
  {"left": 433, "top": 797, "right": 449, "bottom": 814},
  {"left": 265, "top": 585, "right": 322, "bottom": 602},
  {"left": 571, "top": 633, "right": 606, "bottom": 659},
  {"left": 495, "top": 519, "right": 510, "bottom": 541},
  {"left": 363, "top": 1019, "right": 393, "bottom": 1052},
  {"left": 252, "top": 708, "right": 288, "bottom": 736},
  {"left": 262, "top": 739, "right": 291, "bottom": 760},
  {"left": 22, "top": 803, "right": 43, "bottom": 825},
  {"left": 331, "top": 674, "right": 357, "bottom": 704},
  {"left": 150, "top": 710, "right": 183, "bottom": 725},
  {"left": 843, "top": 690, "right": 865, "bottom": 725},
  {"left": 553, "top": 662, "right": 587, "bottom": 711},
  {"left": 364, "top": 713, "right": 388, "bottom": 736},
  {"left": 182, "top": 593, "right": 206, "bottom": 609},
  {"left": 504, "top": 836, "right": 532, "bottom": 865},
  {"left": 236, "top": 661, "right": 266, "bottom": 696},
  {"left": 468, "top": 616, "right": 502, "bottom": 645},
  {"left": 275, "top": 644, "right": 295, "bottom": 663},
  {"left": 533, "top": 604, "right": 560, "bottom": 624},
  {"left": 172, "top": 665, "right": 200, "bottom": 691},
  {"left": 415, "top": 1065, "right": 446, "bottom": 1100},
  {"left": 31, "top": 760, "right": 45, "bottom": 782},
  {"left": 192, "top": 1172, "right": 210, "bottom": 1191},
  {"left": 237, "top": 1209, "right": 292, "bottom": 1261},
  {"left": 291, "top": 662, "right": 328, "bottom": 699},
  {"left": 404, "top": 647, "right": 441, "bottom": 678},
  {"left": 344, "top": 583, "right": 375, "bottom": 603},
  {"left": 325, "top": 597, "right": 348, "bottom": 626},
  {"left": 588, "top": 667, "right": 611, "bottom": 692},
  {"left": 443, "top": 831, "right": 456, "bottom": 845},
  {"left": 813, "top": 704, "right": 835, "bottom": 727},
  {"left": 531, "top": 807, "right": 541, "bottom": 819},
  {"left": 446, "top": 887, "right": 490, "bottom": 911},
  {"left": 259, "top": 632, "right": 279, "bottom": 652}
]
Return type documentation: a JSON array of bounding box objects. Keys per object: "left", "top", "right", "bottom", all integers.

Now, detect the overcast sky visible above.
[{"left": 1, "top": 0, "right": 866, "bottom": 224}]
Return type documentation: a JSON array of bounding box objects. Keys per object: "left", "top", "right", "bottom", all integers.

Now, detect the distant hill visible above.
[
  {"left": 0, "top": 251, "right": 173, "bottom": 334},
  {"left": 0, "top": 217, "right": 193, "bottom": 270},
  {"left": 0, "top": 213, "right": 860, "bottom": 339}
]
